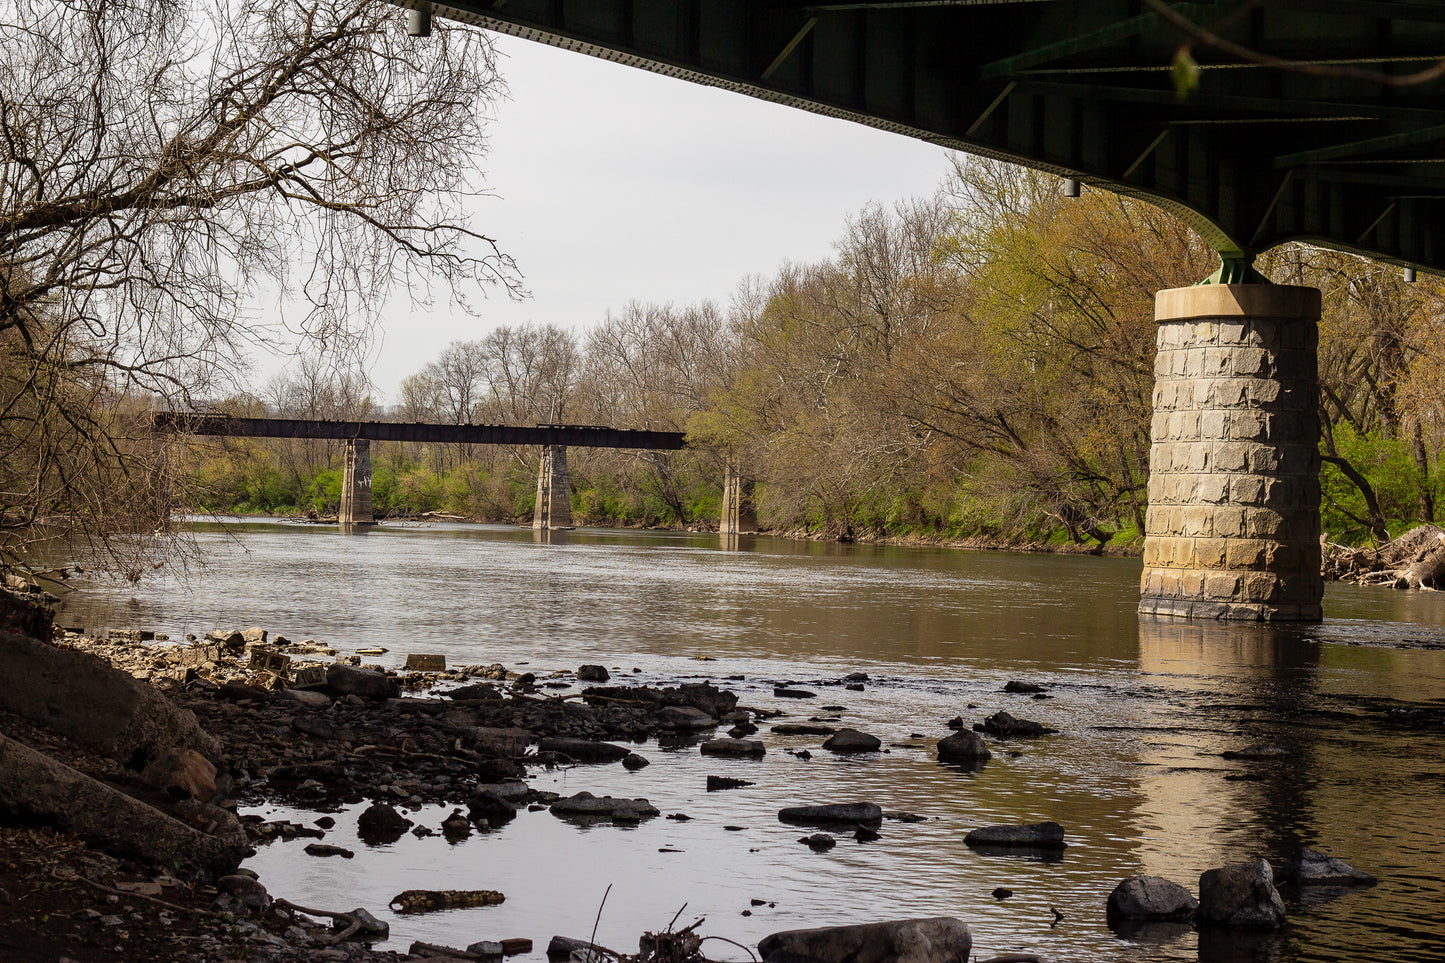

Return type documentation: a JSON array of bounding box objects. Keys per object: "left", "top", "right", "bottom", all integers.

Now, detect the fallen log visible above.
[
  {"left": 0, "top": 733, "right": 246, "bottom": 880},
  {"left": 390, "top": 889, "right": 506, "bottom": 914}
]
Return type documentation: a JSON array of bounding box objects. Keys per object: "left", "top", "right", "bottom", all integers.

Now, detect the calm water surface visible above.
[{"left": 56, "top": 521, "right": 1445, "bottom": 962}]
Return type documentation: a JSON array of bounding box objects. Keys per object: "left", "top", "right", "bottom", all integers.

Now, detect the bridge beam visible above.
[
  {"left": 339, "top": 439, "right": 375, "bottom": 529},
  {"left": 1139, "top": 284, "right": 1323, "bottom": 621},
  {"left": 720, "top": 459, "right": 757, "bottom": 536},
  {"left": 533, "top": 445, "right": 574, "bottom": 531}
]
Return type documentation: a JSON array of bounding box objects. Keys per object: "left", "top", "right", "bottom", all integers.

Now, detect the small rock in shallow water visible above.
[
  {"left": 822, "top": 728, "right": 882, "bottom": 753},
  {"left": 964, "top": 822, "right": 1067, "bottom": 850},
  {"left": 700, "top": 737, "right": 765, "bottom": 757},
  {"left": 799, "top": 833, "right": 836, "bottom": 851},
  {"left": 707, "top": 775, "right": 754, "bottom": 791},
  {"left": 1198, "top": 859, "right": 1286, "bottom": 928},
  {"left": 1279, "top": 849, "right": 1377, "bottom": 887},
  {"left": 1106, "top": 875, "right": 1198, "bottom": 923},
  {"left": 623, "top": 752, "right": 650, "bottom": 770},
  {"left": 992, "top": 888, "right": 1013, "bottom": 900}
]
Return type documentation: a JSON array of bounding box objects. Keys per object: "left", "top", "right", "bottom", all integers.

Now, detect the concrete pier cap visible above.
[{"left": 1139, "top": 283, "right": 1323, "bottom": 622}]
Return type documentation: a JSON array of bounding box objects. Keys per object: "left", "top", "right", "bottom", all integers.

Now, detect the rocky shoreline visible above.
[{"left": 0, "top": 592, "right": 1391, "bottom": 963}]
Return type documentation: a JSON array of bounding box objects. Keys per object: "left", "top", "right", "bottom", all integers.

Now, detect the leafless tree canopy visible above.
[{"left": 0, "top": 0, "right": 515, "bottom": 578}]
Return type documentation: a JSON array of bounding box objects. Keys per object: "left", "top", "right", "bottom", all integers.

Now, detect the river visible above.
[{"left": 54, "top": 520, "right": 1445, "bottom": 962}]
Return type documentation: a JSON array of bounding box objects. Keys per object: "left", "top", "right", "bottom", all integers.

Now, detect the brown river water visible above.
[{"left": 55, "top": 520, "right": 1445, "bottom": 962}]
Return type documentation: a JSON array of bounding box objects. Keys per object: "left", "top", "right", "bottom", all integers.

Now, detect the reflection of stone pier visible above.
[
  {"left": 339, "top": 439, "right": 375, "bottom": 528},
  {"left": 533, "top": 445, "right": 574, "bottom": 530},
  {"left": 1139, "top": 285, "right": 1323, "bottom": 621},
  {"left": 720, "top": 460, "right": 757, "bottom": 536}
]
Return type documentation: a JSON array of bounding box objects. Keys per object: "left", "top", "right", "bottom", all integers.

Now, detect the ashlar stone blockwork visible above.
[
  {"left": 339, "top": 438, "right": 374, "bottom": 527},
  {"left": 533, "top": 445, "right": 574, "bottom": 530},
  {"left": 1139, "top": 285, "right": 1322, "bottom": 621}
]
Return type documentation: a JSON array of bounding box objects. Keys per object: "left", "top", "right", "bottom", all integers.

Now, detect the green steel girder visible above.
[{"left": 417, "top": 0, "right": 1445, "bottom": 273}]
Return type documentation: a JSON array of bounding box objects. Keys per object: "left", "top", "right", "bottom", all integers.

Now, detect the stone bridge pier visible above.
[
  {"left": 720, "top": 459, "right": 757, "bottom": 536},
  {"left": 1139, "top": 284, "right": 1322, "bottom": 621},
  {"left": 533, "top": 445, "right": 574, "bottom": 530},
  {"left": 339, "top": 439, "right": 375, "bottom": 528}
]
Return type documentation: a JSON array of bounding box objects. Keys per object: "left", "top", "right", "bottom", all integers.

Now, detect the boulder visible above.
[
  {"left": 139, "top": 748, "right": 218, "bottom": 802},
  {"left": 1279, "top": 848, "right": 1377, "bottom": 887},
  {"left": 937, "top": 730, "right": 991, "bottom": 763},
  {"left": 549, "top": 792, "right": 659, "bottom": 822},
  {"left": 700, "top": 738, "right": 765, "bottom": 757},
  {"left": 774, "top": 687, "right": 817, "bottom": 699},
  {"left": 0, "top": 628, "right": 221, "bottom": 767},
  {"left": 356, "top": 803, "right": 413, "bottom": 843},
  {"left": 778, "top": 803, "right": 883, "bottom": 827},
  {"left": 278, "top": 688, "right": 332, "bottom": 708},
  {"left": 537, "top": 737, "right": 631, "bottom": 764},
  {"left": 976, "top": 711, "right": 1057, "bottom": 738},
  {"left": 964, "top": 822, "right": 1066, "bottom": 849},
  {"left": 799, "top": 833, "right": 836, "bottom": 851},
  {"left": 655, "top": 705, "right": 717, "bottom": 729},
  {"left": 1106, "top": 876, "right": 1198, "bottom": 923},
  {"left": 823, "top": 728, "right": 881, "bottom": 753},
  {"left": 241, "top": 627, "right": 268, "bottom": 645},
  {"left": 758, "top": 917, "right": 972, "bottom": 963},
  {"left": 577, "top": 664, "right": 610, "bottom": 682},
  {"left": 325, "top": 664, "right": 398, "bottom": 699},
  {"left": 447, "top": 682, "right": 503, "bottom": 701},
  {"left": 1198, "top": 859, "right": 1286, "bottom": 928},
  {"left": 622, "top": 753, "right": 650, "bottom": 770},
  {"left": 707, "top": 775, "right": 754, "bottom": 791},
  {"left": 467, "top": 790, "right": 518, "bottom": 826}
]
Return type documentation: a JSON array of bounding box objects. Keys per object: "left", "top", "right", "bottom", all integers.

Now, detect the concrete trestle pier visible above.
[{"left": 1139, "top": 284, "right": 1323, "bottom": 621}]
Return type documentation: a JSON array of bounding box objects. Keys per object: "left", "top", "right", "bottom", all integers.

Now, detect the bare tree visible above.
[{"left": 0, "top": 0, "right": 516, "bottom": 578}]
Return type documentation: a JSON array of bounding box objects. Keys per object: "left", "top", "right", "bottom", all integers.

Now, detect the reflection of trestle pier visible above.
[{"left": 152, "top": 413, "right": 757, "bottom": 533}]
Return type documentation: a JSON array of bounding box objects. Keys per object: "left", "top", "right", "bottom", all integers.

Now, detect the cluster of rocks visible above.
[{"left": 1107, "top": 850, "right": 1376, "bottom": 934}]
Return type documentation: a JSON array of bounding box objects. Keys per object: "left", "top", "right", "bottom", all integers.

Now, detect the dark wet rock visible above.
[
  {"left": 1280, "top": 848, "right": 1377, "bottom": 887},
  {"left": 390, "top": 889, "right": 505, "bottom": 914},
  {"left": 855, "top": 826, "right": 880, "bottom": 843},
  {"left": 885, "top": 811, "right": 927, "bottom": 823},
  {"left": 794, "top": 749, "right": 813, "bottom": 760},
  {"left": 700, "top": 737, "right": 765, "bottom": 757},
  {"left": 707, "top": 775, "right": 755, "bottom": 791},
  {"left": 304, "top": 843, "right": 355, "bottom": 858},
  {"left": 822, "top": 728, "right": 882, "bottom": 753},
  {"left": 1106, "top": 875, "right": 1198, "bottom": 923},
  {"left": 1220, "top": 743, "right": 1289, "bottom": 760},
  {"left": 217, "top": 874, "right": 271, "bottom": 912},
  {"left": 799, "top": 833, "right": 836, "bottom": 851},
  {"left": 549, "top": 791, "right": 659, "bottom": 822},
  {"left": 464, "top": 790, "right": 518, "bottom": 827},
  {"left": 622, "top": 752, "right": 650, "bottom": 770},
  {"left": 771, "top": 723, "right": 837, "bottom": 736},
  {"left": 404, "top": 654, "right": 446, "bottom": 672},
  {"left": 315, "top": 816, "right": 336, "bottom": 829},
  {"left": 447, "top": 682, "right": 503, "bottom": 701},
  {"left": 581, "top": 682, "right": 738, "bottom": 719},
  {"left": 845, "top": 683, "right": 865, "bottom": 691},
  {"left": 325, "top": 664, "right": 398, "bottom": 699},
  {"left": 946, "top": 716, "right": 964, "bottom": 730},
  {"left": 964, "top": 822, "right": 1066, "bottom": 849},
  {"left": 356, "top": 803, "right": 412, "bottom": 843},
  {"left": 937, "top": 729, "right": 992, "bottom": 763},
  {"left": 976, "top": 711, "right": 1057, "bottom": 738},
  {"left": 537, "top": 737, "right": 631, "bottom": 764},
  {"left": 992, "top": 888, "right": 1013, "bottom": 900},
  {"left": 577, "top": 664, "right": 610, "bottom": 682},
  {"left": 843, "top": 672, "right": 869, "bottom": 683},
  {"left": 278, "top": 687, "right": 331, "bottom": 708},
  {"left": 1198, "top": 859, "right": 1287, "bottom": 928},
  {"left": 547, "top": 935, "right": 619, "bottom": 961},
  {"left": 666, "top": 812, "right": 691, "bottom": 821},
  {"left": 774, "top": 687, "right": 817, "bottom": 699},
  {"left": 778, "top": 803, "right": 883, "bottom": 827},
  {"left": 1003, "top": 680, "right": 1046, "bottom": 693},
  {"left": 729, "top": 722, "right": 759, "bottom": 737},
  {"left": 655, "top": 705, "right": 717, "bottom": 730},
  {"left": 758, "top": 917, "right": 972, "bottom": 963}
]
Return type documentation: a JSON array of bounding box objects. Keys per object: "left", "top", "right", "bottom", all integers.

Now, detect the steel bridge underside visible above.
[
  {"left": 153, "top": 414, "right": 687, "bottom": 450},
  {"left": 423, "top": 0, "right": 1445, "bottom": 272}
]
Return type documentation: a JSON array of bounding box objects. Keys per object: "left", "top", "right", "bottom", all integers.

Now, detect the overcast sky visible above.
[{"left": 329, "top": 31, "right": 959, "bottom": 402}]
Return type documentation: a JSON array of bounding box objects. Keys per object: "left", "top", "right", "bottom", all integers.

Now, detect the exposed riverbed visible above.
[{"left": 56, "top": 520, "right": 1445, "bottom": 962}]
